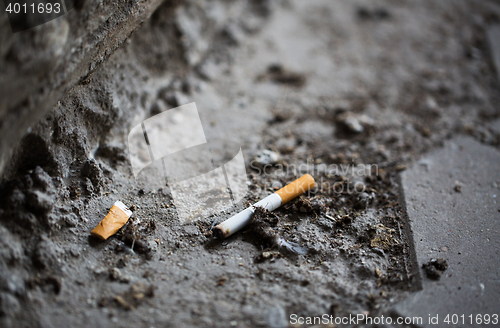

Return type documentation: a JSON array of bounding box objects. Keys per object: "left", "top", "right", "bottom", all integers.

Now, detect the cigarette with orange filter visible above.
[
  {"left": 90, "top": 201, "right": 133, "bottom": 240},
  {"left": 213, "top": 174, "right": 315, "bottom": 239}
]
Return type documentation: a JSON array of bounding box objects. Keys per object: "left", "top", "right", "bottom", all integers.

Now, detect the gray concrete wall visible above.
[{"left": 0, "top": 0, "right": 167, "bottom": 177}]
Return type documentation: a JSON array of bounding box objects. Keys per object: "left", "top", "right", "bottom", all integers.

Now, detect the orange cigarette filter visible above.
[
  {"left": 275, "top": 173, "right": 315, "bottom": 204},
  {"left": 90, "top": 201, "right": 133, "bottom": 240}
]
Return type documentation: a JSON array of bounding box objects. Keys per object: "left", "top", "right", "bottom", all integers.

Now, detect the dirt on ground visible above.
[{"left": 1, "top": 0, "right": 500, "bottom": 327}]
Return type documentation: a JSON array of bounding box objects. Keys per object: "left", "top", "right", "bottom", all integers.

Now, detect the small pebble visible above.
[
  {"left": 254, "top": 150, "right": 280, "bottom": 165},
  {"left": 344, "top": 116, "right": 364, "bottom": 133}
]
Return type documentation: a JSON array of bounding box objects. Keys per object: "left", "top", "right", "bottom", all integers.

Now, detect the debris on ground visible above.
[
  {"left": 422, "top": 258, "right": 448, "bottom": 280},
  {"left": 217, "top": 275, "right": 228, "bottom": 286},
  {"left": 257, "top": 64, "right": 306, "bottom": 87},
  {"left": 336, "top": 112, "right": 375, "bottom": 134},
  {"left": 357, "top": 7, "right": 391, "bottom": 21},
  {"left": 109, "top": 268, "right": 131, "bottom": 283},
  {"left": 248, "top": 207, "right": 280, "bottom": 248},
  {"left": 116, "top": 217, "right": 155, "bottom": 259},
  {"left": 26, "top": 275, "right": 62, "bottom": 295},
  {"left": 254, "top": 149, "right": 281, "bottom": 166},
  {"left": 99, "top": 283, "right": 155, "bottom": 311},
  {"left": 255, "top": 250, "right": 281, "bottom": 263},
  {"left": 370, "top": 224, "right": 397, "bottom": 250},
  {"left": 248, "top": 207, "right": 307, "bottom": 255}
]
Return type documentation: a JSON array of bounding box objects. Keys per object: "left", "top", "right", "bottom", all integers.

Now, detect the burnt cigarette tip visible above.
[{"left": 212, "top": 227, "right": 225, "bottom": 239}]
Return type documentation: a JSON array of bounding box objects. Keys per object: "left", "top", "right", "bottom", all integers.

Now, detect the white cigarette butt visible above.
[{"left": 213, "top": 174, "right": 315, "bottom": 238}]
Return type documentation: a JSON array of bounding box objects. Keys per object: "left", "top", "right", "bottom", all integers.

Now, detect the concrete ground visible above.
[
  {"left": 0, "top": 0, "right": 500, "bottom": 327},
  {"left": 395, "top": 136, "right": 500, "bottom": 327}
]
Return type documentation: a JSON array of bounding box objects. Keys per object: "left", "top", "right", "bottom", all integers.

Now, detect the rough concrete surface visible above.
[
  {"left": 0, "top": 0, "right": 500, "bottom": 327},
  {"left": 487, "top": 24, "right": 500, "bottom": 81},
  {"left": 0, "top": 0, "right": 166, "bottom": 177},
  {"left": 394, "top": 136, "right": 500, "bottom": 327}
]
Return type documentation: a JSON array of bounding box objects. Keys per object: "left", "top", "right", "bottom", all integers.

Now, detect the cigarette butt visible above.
[
  {"left": 90, "top": 201, "right": 133, "bottom": 240},
  {"left": 275, "top": 173, "right": 315, "bottom": 205},
  {"left": 213, "top": 174, "right": 315, "bottom": 239}
]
